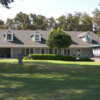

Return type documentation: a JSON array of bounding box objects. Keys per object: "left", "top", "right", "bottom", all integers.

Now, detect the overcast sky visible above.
[{"left": 0, "top": 0, "right": 99, "bottom": 21}]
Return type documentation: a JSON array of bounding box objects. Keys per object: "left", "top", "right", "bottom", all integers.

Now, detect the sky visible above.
[{"left": 0, "top": 0, "right": 99, "bottom": 22}]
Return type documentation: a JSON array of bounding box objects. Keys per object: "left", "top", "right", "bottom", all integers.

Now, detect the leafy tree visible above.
[
  {"left": 29, "top": 14, "right": 37, "bottom": 30},
  {"left": 0, "top": 19, "right": 5, "bottom": 29},
  {"left": 0, "top": 20, "right": 4, "bottom": 25},
  {"left": 92, "top": 9, "right": 100, "bottom": 26},
  {"left": 0, "top": 25, "right": 5, "bottom": 29},
  {"left": 65, "top": 13, "right": 74, "bottom": 31},
  {"left": 79, "top": 12, "right": 92, "bottom": 31},
  {"left": 14, "top": 12, "right": 30, "bottom": 30},
  {"left": 29, "top": 14, "right": 47, "bottom": 30},
  {"left": 46, "top": 28, "right": 72, "bottom": 54},
  {"left": 0, "top": 0, "right": 14, "bottom": 8},
  {"left": 5, "top": 18, "right": 14, "bottom": 28},
  {"left": 36, "top": 15, "right": 47, "bottom": 30},
  {"left": 92, "top": 8, "right": 100, "bottom": 34},
  {"left": 47, "top": 17, "right": 56, "bottom": 30},
  {"left": 73, "top": 12, "right": 82, "bottom": 31},
  {"left": 56, "top": 15, "right": 67, "bottom": 30}
]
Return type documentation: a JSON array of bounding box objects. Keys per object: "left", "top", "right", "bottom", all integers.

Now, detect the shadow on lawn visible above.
[{"left": 0, "top": 62, "right": 100, "bottom": 100}]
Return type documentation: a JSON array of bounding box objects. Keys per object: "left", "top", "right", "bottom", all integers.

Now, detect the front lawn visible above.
[{"left": 0, "top": 60, "right": 100, "bottom": 100}]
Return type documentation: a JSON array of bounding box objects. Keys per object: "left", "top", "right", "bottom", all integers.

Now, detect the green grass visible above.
[{"left": 0, "top": 59, "right": 100, "bottom": 100}]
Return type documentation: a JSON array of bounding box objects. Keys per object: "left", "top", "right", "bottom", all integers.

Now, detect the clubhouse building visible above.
[{"left": 0, "top": 29, "right": 100, "bottom": 58}]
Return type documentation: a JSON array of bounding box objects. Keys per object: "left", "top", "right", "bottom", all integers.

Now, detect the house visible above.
[{"left": 0, "top": 29, "right": 100, "bottom": 58}]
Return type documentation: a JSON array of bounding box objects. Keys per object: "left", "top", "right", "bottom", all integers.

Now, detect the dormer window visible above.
[
  {"left": 35, "top": 34, "right": 40, "bottom": 41},
  {"left": 86, "top": 33, "right": 93, "bottom": 42},
  {"left": 78, "top": 32, "right": 93, "bottom": 43},
  {"left": 31, "top": 31, "right": 41, "bottom": 41},
  {"left": 6, "top": 31, "right": 13, "bottom": 41}
]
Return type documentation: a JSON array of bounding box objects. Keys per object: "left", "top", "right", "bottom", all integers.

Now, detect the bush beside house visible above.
[
  {"left": 24, "top": 54, "right": 76, "bottom": 61},
  {"left": 23, "top": 54, "right": 94, "bottom": 62}
]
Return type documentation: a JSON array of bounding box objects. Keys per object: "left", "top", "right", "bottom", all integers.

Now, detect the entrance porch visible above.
[{"left": 0, "top": 48, "right": 11, "bottom": 58}]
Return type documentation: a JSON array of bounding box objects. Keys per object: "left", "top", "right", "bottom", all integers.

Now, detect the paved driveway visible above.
[{"left": 91, "top": 58, "right": 100, "bottom": 62}]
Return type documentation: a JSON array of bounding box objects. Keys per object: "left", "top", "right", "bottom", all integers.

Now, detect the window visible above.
[
  {"left": 86, "top": 34, "right": 92, "bottom": 42},
  {"left": 35, "top": 34, "right": 40, "bottom": 41},
  {"left": 54, "top": 49, "right": 57, "bottom": 54},
  {"left": 68, "top": 50, "right": 70, "bottom": 56},
  {"left": 30, "top": 48, "right": 33, "bottom": 54},
  {"left": 31, "top": 32, "right": 41, "bottom": 41},
  {"left": 6, "top": 33, "right": 13, "bottom": 41},
  {"left": 49, "top": 49, "right": 53, "bottom": 54},
  {"left": 32, "top": 32, "right": 41, "bottom": 41},
  {"left": 64, "top": 49, "right": 66, "bottom": 55},
  {"left": 21, "top": 48, "right": 25, "bottom": 55},
  {"left": 41, "top": 49, "right": 44, "bottom": 54},
  {"left": 77, "top": 49, "right": 80, "bottom": 57},
  {"left": 26, "top": 49, "right": 29, "bottom": 55}
]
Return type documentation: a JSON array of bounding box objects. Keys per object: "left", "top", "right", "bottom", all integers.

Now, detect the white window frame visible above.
[
  {"left": 85, "top": 33, "right": 92, "bottom": 43},
  {"left": 32, "top": 32, "right": 41, "bottom": 42},
  {"left": 6, "top": 32, "right": 13, "bottom": 41}
]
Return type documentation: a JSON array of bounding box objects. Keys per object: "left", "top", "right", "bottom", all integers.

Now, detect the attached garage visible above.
[
  {"left": 92, "top": 45, "right": 100, "bottom": 57},
  {"left": 0, "top": 48, "right": 11, "bottom": 58}
]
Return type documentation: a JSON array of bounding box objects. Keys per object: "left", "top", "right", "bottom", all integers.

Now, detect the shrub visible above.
[
  {"left": 23, "top": 57, "right": 29, "bottom": 60},
  {"left": 78, "top": 57, "right": 93, "bottom": 61},
  {"left": 30, "top": 54, "right": 76, "bottom": 61}
]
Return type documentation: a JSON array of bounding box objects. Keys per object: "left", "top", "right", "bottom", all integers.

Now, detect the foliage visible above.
[
  {"left": 0, "top": 8, "right": 98, "bottom": 32},
  {"left": 92, "top": 8, "right": 100, "bottom": 34},
  {"left": 46, "top": 28, "right": 72, "bottom": 52},
  {"left": 0, "top": 10, "right": 97, "bottom": 32},
  {"left": 47, "top": 17, "right": 56, "bottom": 30},
  {"left": 92, "top": 9, "right": 100, "bottom": 26},
  {"left": 29, "top": 54, "right": 76, "bottom": 61},
  {"left": 0, "top": 20, "right": 5, "bottom": 29},
  {"left": 23, "top": 56, "right": 29, "bottom": 60},
  {"left": 0, "top": 25, "right": 5, "bottom": 29},
  {"left": 0, "top": 0, "right": 14, "bottom": 8},
  {"left": 0, "top": 19, "right": 4, "bottom": 25},
  {"left": 14, "top": 12, "right": 30, "bottom": 30},
  {"left": 79, "top": 13, "right": 93, "bottom": 31},
  {"left": 78, "top": 57, "right": 93, "bottom": 61},
  {"left": 57, "top": 15, "right": 67, "bottom": 30}
]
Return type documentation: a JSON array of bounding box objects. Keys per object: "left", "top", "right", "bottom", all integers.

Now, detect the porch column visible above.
[{"left": 11, "top": 48, "right": 14, "bottom": 58}]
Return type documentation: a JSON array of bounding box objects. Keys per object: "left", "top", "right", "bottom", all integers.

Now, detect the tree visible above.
[
  {"left": 56, "top": 15, "right": 67, "bottom": 30},
  {"left": 79, "top": 12, "right": 92, "bottom": 31},
  {"left": 47, "top": 17, "right": 56, "bottom": 30},
  {"left": 46, "top": 28, "right": 72, "bottom": 54},
  {"left": 5, "top": 18, "right": 14, "bottom": 28},
  {"left": 73, "top": 12, "right": 82, "bottom": 31},
  {"left": 14, "top": 12, "right": 30, "bottom": 30},
  {"left": 0, "top": 20, "right": 4, "bottom": 25},
  {"left": 0, "top": 0, "right": 14, "bottom": 8},
  {"left": 66, "top": 13, "right": 77, "bottom": 31},
  {"left": 92, "top": 8, "right": 100, "bottom": 34},
  {"left": 29, "top": 14, "right": 47, "bottom": 30},
  {"left": 0, "top": 19, "right": 5, "bottom": 29},
  {"left": 36, "top": 15, "right": 47, "bottom": 30}
]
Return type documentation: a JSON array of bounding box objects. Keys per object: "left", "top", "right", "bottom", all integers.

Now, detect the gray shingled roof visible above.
[
  {"left": 0, "top": 30, "right": 100, "bottom": 48},
  {"left": 77, "top": 31, "right": 93, "bottom": 38}
]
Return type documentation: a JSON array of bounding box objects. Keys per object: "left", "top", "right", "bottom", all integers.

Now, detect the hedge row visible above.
[
  {"left": 27, "top": 54, "right": 76, "bottom": 61},
  {"left": 23, "top": 54, "right": 93, "bottom": 61},
  {"left": 78, "top": 57, "right": 93, "bottom": 61}
]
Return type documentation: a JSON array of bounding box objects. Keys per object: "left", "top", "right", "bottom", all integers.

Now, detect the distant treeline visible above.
[{"left": 0, "top": 8, "right": 100, "bottom": 34}]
